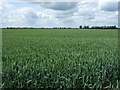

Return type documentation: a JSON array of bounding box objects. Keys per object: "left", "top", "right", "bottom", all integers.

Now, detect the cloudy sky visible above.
[{"left": 0, "top": 0, "right": 119, "bottom": 28}]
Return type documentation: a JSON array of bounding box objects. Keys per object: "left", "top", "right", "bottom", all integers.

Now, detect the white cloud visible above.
[
  {"left": 94, "top": 11, "right": 118, "bottom": 26},
  {"left": 2, "top": 5, "right": 51, "bottom": 27}
]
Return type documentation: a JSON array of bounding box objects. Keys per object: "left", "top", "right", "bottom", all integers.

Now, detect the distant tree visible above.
[
  {"left": 83, "top": 26, "right": 89, "bottom": 29},
  {"left": 86, "top": 26, "right": 89, "bottom": 29},
  {"left": 68, "top": 27, "right": 71, "bottom": 29},
  {"left": 97, "top": 26, "right": 116, "bottom": 29},
  {"left": 54, "top": 27, "right": 57, "bottom": 29},
  {"left": 112, "top": 26, "right": 117, "bottom": 29},
  {"left": 79, "top": 25, "right": 82, "bottom": 29},
  {"left": 10, "top": 27, "right": 13, "bottom": 29},
  {"left": 83, "top": 26, "right": 86, "bottom": 29}
]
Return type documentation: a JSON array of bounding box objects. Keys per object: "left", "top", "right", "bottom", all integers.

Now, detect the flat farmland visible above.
[{"left": 2, "top": 29, "right": 119, "bottom": 88}]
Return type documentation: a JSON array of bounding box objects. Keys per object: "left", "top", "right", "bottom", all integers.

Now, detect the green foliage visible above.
[{"left": 2, "top": 29, "right": 119, "bottom": 88}]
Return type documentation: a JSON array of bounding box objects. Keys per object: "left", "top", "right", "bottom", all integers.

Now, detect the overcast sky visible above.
[{"left": 0, "top": 0, "right": 119, "bottom": 28}]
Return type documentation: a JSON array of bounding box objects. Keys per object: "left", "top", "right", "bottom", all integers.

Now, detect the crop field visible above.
[{"left": 2, "top": 29, "right": 119, "bottom": 88}]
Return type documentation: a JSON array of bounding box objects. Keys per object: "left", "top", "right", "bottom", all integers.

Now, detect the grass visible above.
[{"left": 2, "top": 29, "right": 119, "bottom": 88}]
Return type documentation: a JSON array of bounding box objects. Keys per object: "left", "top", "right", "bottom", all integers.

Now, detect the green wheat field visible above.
[{"left": 2, "top": 29, "right": 119, "bottom": 88}]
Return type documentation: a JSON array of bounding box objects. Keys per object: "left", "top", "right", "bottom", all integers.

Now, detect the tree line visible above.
[
  {"left": 3, "top": 25, "right": 118, "bottom": 29},
  {"left": 79, "top": 25, "right": 118, "bottom": 29}
]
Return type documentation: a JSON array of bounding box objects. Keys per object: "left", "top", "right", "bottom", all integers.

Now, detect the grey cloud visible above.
[
  {"left": 79, "top": 12, "right": 95, "bottom": 20},
  {"left": 55, "top": 14, "right": 72, "bottom": 18},
  {"left": 25, "top": 11, "right": 39, "bottom": 24},
  {"left": 77, "top": 8, "right": 95, "bottom": 20},
  {"left": 24, "top": 2, "right": 79, "bottom": 19},
  {"left": 99, "top": 2, "right": 118, "bottom": 12},
  {"left": 63, "top": 19, "right": 75, "bottom": 24},
  {"left": 55, "top": 7, "right": 78, "bottom": 18},
  {"left": 38, "top": 2, "right": 78, "bottom": 11},
  {"left": 119, "top": 1, "right": 120, "bottom": 11},
  {"left": 118, "top": 2, "right": 120, "bottom": 28}
]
